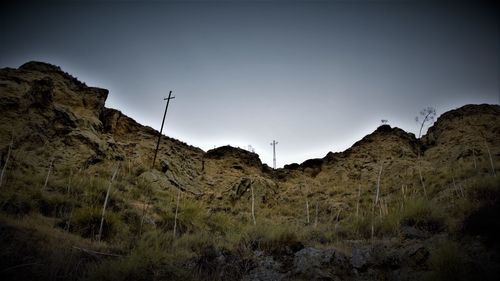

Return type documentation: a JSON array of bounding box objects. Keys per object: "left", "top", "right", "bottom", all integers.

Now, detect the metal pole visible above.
[
  {"left": 273, "top": 141, "right": 276, "bottom": 169},
  {"left": 270, "top": 140, "right": 278, "bottom": 169},
  {"left": 152, "top": 91, "right": 175, "bottom": 169}
]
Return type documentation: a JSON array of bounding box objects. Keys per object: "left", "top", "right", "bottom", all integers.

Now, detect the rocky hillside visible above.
[
  {"left": 1, "top": 61, "right": 499, "bottom": 203},
  {"left": 0, "top": 61, "right": 206, "bottom": 192},
  {"left": 1, "top": 62, "right": 499, "bottom": 281}
]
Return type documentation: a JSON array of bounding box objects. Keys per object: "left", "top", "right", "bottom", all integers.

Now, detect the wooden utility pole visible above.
[
  {"left": 152, "top": 91, "right": 175, "bottom": 169},
  {"left": 270, "top": 140, "right": 278, "bottom": 169}
]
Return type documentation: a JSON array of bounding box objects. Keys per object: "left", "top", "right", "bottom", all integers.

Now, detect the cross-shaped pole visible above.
[
  {"left": 270, "top": 140, "right": 278, "bottom": 169},
  {"left": 152, "top": 91, "right": 175, "bottom": 169}
]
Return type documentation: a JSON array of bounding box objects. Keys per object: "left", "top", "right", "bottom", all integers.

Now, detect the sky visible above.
[{"left": 1, "top": 0, "right": 498, "bottom": 167}]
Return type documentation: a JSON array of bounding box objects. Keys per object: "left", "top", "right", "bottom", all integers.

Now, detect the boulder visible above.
[
  {"left": 242, "top": 255, "right": 284, "bottom": 281},
  {"left": 351, "top": 247, "right": 372, "bottom": 271},
  {"left": 293, "top": 247, "right": 350, "bottom": 280}
]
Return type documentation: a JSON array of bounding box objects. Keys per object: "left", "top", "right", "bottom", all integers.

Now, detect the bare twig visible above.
[
  {"left": 356, "top": 184, "right": 361, "bottom": 217},
  {"left": 375, "top": 164, "right": 383, "bottom": 207},
  {"left": 415, "top": 108, "right": 435, "bottom": 196},
  {"left": 401, "top": 185, "right": 406, "bottom": 210},
  {"left": 97, "top": 164, "right": 120, "bottom": 242},
  {"left": 173, "top": 187, "right": 181, "bottom": 238},
  {"left": 65, "top": 206, "right": 74, "bottom": 232},
  {"left": 72, "top": 246, "right": 122, "bottom": 258},
  {"left": 371, "top": 223, "right": 375, "bottom": 241},
  {"left": 372, "top": 163, "right": 383, "bottom": 241},
  {"left": 451, "top": 175, "right": 465, "bottom": 198},
  {"left": 139, "top": 189, "right": 150, "bottom": 237},
  {"left": 251, "top": 184, "right": 256, "bottom": 225},
  {"left": 1, "top": 262, "right": 40, "bottom": 272},
  {"left": 42, "top": 158, "right": 54, "bottom": 190},
  {"left": 314, "top": 201, "right": 318, "bottom": 228},
  {"left": 67, "top": 169, "right": 73, "bottom": 194},
  {"left": 484, "top": 140, "right": 496, "bottom": 177},
  {"left": 0, "top": 134, "right": 13, "bottom": 188},
  {"left": 417, "top": 162, "right": 427, "bottom": 196},
  {"left": 472, "top": 146, "right": 477, "bottom": 169},
  {"left": 305, "top": 197, "right": 310, "bottom": 224},
  {"left": 334, "top": 208, "right": 342, "bottom": 231}
]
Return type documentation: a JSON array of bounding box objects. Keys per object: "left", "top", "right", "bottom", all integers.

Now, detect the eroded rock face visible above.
[
  {"left": 205, "top": 145, "right": 263, "bottom": 169},
  {"left": 0, "top": 62, "right": 112, "bottom": 169},
  {"left": 422, "top": 104, "right": 500, "bottom": 165},
  {"left": 228, "top": 176, "right": 279, "bottom": 203},
  {"left": 28, "top": 77, "right": 54, "bottom": 108},
  {"left": 0, "top": 61, "right": 204, "bottom": 182}
]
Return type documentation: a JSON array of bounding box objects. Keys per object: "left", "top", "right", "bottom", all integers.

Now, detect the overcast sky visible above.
[{"left": 1, "top": 0, "right": 498, "bottom": 167}]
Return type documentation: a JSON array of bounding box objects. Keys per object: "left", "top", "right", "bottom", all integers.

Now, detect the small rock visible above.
[
  {"left": 351, "top": 247, "right": 372, "bottom": 271},
  {"left": 401, "top": 243, "right": 429, "bottom": 267},
  {"left": 401, "top": 226, "right": 429, "bottom": 240}
]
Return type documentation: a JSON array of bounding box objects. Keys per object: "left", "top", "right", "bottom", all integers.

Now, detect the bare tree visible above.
[
  {"left": 415, "top": 107, "right": 436, "bottom": 195},
  {"left": 416, "top": 107, "right": 437, "bottom": 139}
]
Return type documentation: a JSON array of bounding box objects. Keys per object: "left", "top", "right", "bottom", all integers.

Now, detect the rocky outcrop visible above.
[
  {"left": 1, "top": 60, "right": 499, "bottom": 210},
  {"left": 205, "top": 146, "right": 263, "bottom": 169},
  {"left": 422, "top": 104, "right": 500, "bottom": 167},
  {"left": 0, "top": 62, "right": 113, "bottom": 169},
  {"left": 240, "top": 239, "right": 439, "bottom": 281},
  {"left": 0, "top": 62, "right": 205, "bottom": 184},
  {"left": 292, "top": 247, "right": 350, "bottom": 280}
]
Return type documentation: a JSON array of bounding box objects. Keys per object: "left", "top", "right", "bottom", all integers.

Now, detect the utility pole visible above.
[
  {"left": 152, "top": 91, "right": 175, "bottom": 169},
  {"left": 270, "top": 140, "right": 278, "bottom": 169}
]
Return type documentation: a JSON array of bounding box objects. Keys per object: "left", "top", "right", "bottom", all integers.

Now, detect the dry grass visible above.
[{"left": 0, "top": 153, "right": 498, "bottom": 280}]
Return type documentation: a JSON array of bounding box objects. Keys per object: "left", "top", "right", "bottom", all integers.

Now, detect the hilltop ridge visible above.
[
  {"left": 1, "top": 61, "right": 499, "bottom": 204},
  {"left": 1, "top": 61, "right": 499, "bottom": 281}
]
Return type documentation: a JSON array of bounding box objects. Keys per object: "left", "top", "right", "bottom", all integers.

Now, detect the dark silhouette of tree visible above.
[
  {"left": 415, "top": 107, "right": 436, "bottom": 196},
  {"left": 415, "top": 107, "right": 436, "bottom": 138}
]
